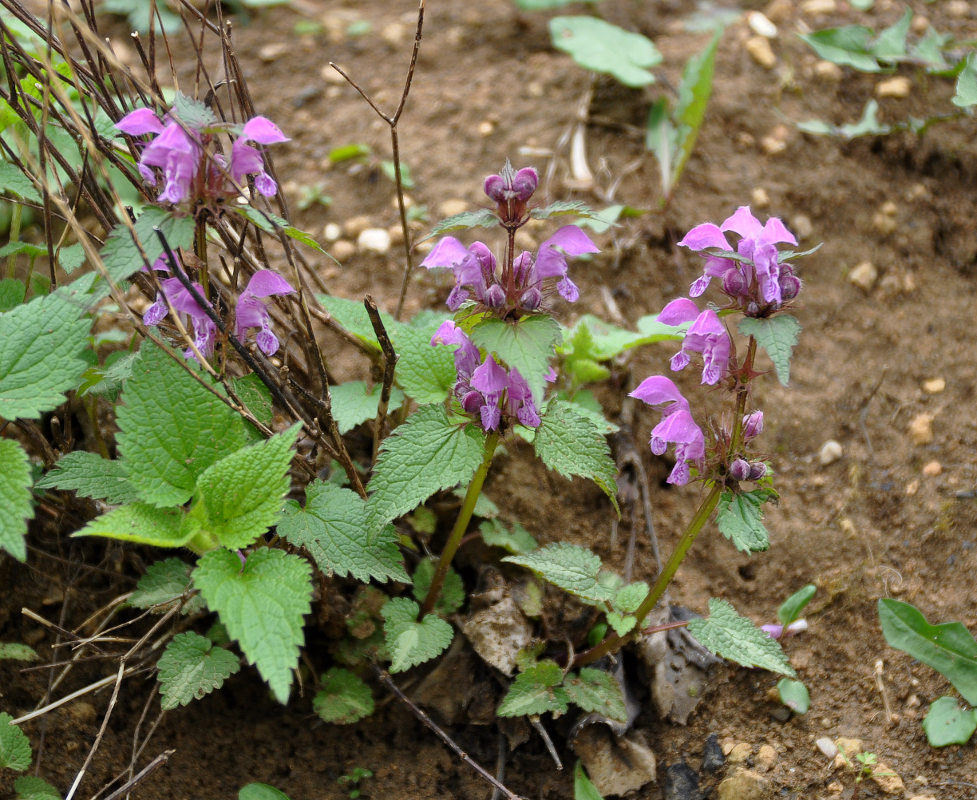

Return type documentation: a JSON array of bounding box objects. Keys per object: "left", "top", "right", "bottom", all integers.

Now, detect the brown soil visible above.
[{"left": 3, "top": 0, "right": 977, "bottom": 798}]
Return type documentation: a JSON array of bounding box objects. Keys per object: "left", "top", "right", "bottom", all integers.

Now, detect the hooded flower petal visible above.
[
  {"left": 421, "top": 237, "right": 471, "bottom": 269},
  {"left": 535, "top": 225, "right": 598, "bottom": 279},
  {"left": 116, "top": 107, "right": 165, "bottom": 136},
  {"left": 630, "top": 375, "right": 704, "bottom": 486},
  {"left": 657, "top": 297, "right": 700, "bottom": 326},
  {"left": 678, "top": 222, "right": 730, "bottom": 251},
  {"left": 243, "top": 269, "right": 294, "bottom": 298},
  {"left": 241, "top": 116, "right": 289, "bottom": 144}
]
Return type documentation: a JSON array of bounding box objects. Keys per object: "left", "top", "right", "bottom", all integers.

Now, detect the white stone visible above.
[
  {"left": 819, "top": 440, "right": 843, "bottom": 465},
  {"left": 357, "top": 227, "right": 391, "bottom": 255},
  {"left": 323, "top": 222, "right": 342, "bottom": 242},
  {"left": 877, "top": 76, "right": 911, "bottom": 99},
  {"left": 815, "top": 736, "right": 838, "bottom": 758},
  {"left": 748, "top": 11, "right": 778, "bottom": 38},
  {"left": 848, "top": 261, "right": 878, "bottom": 290},
  {"left": 746, "top": 36, "right": 777, "bottom": 69}
]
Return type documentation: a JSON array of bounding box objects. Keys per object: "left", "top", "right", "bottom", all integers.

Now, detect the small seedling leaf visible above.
[
  {"left": 922, "top": 696, "right": 977, "bottom": 747},
  {"left": 717, "top": 489, "right": 775, "bottom": 553},
  {"left": 687, "top": 598, "right": 796, "bottom": 676},
  {"left": 0, "top": 644, "right": 38, "bottom": 661},
  {"left": 613, "top": 582, "right": 649, "bottom": 615},
  {"left": 605, "top": 612, "right": 637, "bottom": 637},
  {"left": 13, "top": 775, "right": 61, "bottom": 800},
  {"left": 278, "top": 481, "right": 407, "bottom": 583},
  {"left": 330, "top": 381, "right": 405, "bottom": 434},
  {"left": 238, "top": 784, "right": 292, "bottom": 800},
  {"left": 564, "top": 668, "right": 628, "bottom": 721},
  {"left": 381, "top": 597, "right": 454, "bottom": 673},
  {"left": 534, "top": 401, "right": 618, "bottom": 511},
  {"left": 480, "top": 519, "right": 538, "bottom": 555},
  {"left": 777, "top": 678, "right": 810, "bottom": 714},
  {"left": 193, "top": 548, "right": 312, "bottom": 704},
  {"left": 313, "top": 667, "right": 375, "bottom": 725},
  {"left": 739, "top": 315, "right": 800, "bottom": 386},
  {"left": 411, "top": 558, "right": 465, "bottom": 616},
  {"left": 0, "top": 712, "right": 31, "bottom": 771},
  {"left": 505, "top": 542, "right": 613, "bottom": 606},
  {"left": 953, "top": 53, "right": 977, "bottom": 108},
  {"left": 530, "top": 200, "right": 602, "bottom": 221},
  {"left": 130, "top": 557, "right": 203, "bottom": 614},
  {"left": 426, "top": 209, "right": 498, "bottom": 239},
  {"left": 497, "top": 660, "right": 569, "bottom": 717},
  {"left": 157, "top": 631, "right": 240, "bottom": 710},
  {"left": 73, "top": 503, "right": 194, "bottom": 548},
  {"left": 878, "top": 598, "right": 977, "bottom": 705},
  {"left": 549, "top": 17, "right": 662, "bottom": 88},
  {"left": 778, "top": 584, "right": 817, "bottom": 625},
  {"left": 798, "top": 26, "right": 881, "bottom": 72},
  {"left": 0, "top": 440, "right": 32, "bottom": 561},
  {"left": 366, "top": 405, "right": 487, "bottom": 531},
  {"left": 36, "top": 451, "right": 139, "bottom": 505},
  {"left": 670, "top": 29, "right": 721, "bottom": 192},
  {"left": 469, "top": 315, "right": 561, "bottom": 404},
  {"left": 573, "top": 761, "right": 604, "bottom": 800}
]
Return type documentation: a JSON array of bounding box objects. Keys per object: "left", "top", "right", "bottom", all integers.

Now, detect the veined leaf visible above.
[
  {"left": 922, "top": 696, "right": 977, "bottom": 747},
  {"left": 13, "top": 775, "right": 61, "bottom": 800},
  {"left": 0, "top": 712, "right": 31, "bottom": 771},
  {"left": 778, "top": 584, "right": 816, "bottom": 625},
  {"left": 313, "top": 667, "right": 374, "bottom": 724},
  {"left": 550, "top": 16, "right": 662, "bottom": 88},
  {"left": 330, "top": 381, "right": 405, "bottom": 434},
  {"left": 129, "top": 557, "right": 204, "bottom": 614},
  {"left": 716, "top": 489, "right": 775, "bottom": 553},
  {"left": 425, "top": 209, "right": 498, "bottom": 239},
  {"left": 505, "top": 542, "right": 614, "bottom": 606},
  {"left": 36, "top": 450, "right": 138, "bottom": 505},
  {"left": 0, "top": 440, "right": 32, "bottom": 561},
  {"left": 99, "top": 207, "right": 194, "bottom": 284},
  {"left": 739, "top": 315, "right": 800, "bottom": 386},
  {"left": 687, "top": 598, "right": 795, "bottom": 676},
  {"left": 469, "top": 315, "right": 561, "bottom": 404},
  {"left": 156, "top": 631, "right": 240, "bottom": 710},
  {"left": 73, "top": 502, "right": 194, "bottom": 548},
  {"left": 564, "top": 668, "right": 627, "bottom": 721},
  {"left": 381, "top": 597, "right": 453, "bottom": 673},
  {"left": 497, "top": 660, "right": 569, "bottom": 717}
]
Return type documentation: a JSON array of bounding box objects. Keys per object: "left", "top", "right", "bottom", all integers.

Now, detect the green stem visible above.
[
  {"left": 195, "top": 220, "right": 209, "bottom": 299},
  {"left": 418, "top": 430, "right": 500, "bottom": 618}
]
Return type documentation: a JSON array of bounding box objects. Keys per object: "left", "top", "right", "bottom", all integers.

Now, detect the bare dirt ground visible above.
[{"left": 2, "top": 0, "right": 977, "bottom": 798}]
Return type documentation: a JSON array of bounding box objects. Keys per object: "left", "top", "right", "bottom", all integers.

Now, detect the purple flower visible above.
[
  {"left": 629, "top": 375, "right": 705, "bottom": 485},
  {"left": 229, "top": 117, "right": 289, "bottom": 197},
  {"left": 483, "top": 161, "right": 538, "bottom": 225},
  {"left": 533, "top": 226, "right": 598, "bottom": 303},
  {"left": 658, "top": 299, "right": 732, "bottom": 385},
  {"left": 762, "top": 619, "right": 808, "bottom": 640},
  {"left": 234, "top": 270, "right": 295, "bottom": 356},
  {"left": 742, "top": 410, "right": 764, "bottom": 441},
  {"left": 145, "top": 276, "right": 216, "bottom": 359}
]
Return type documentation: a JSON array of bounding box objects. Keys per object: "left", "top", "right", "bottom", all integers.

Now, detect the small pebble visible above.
[
  {"left": 702, "top": 734, "right": 725, "bottom": 773},
  {"left": 905, "top": 479, "right": 919, "bottom": 496},
  {"left": 761, "top": 125, "right": 790, "bottom": 155},
  {"left": 718, "top": 768, "right": 772, "bottom": 800},
  {"left": 727, "top": 742, "right": 752, "bottom": 764},
  {"left": 769, "top": 705, "right": 792, "bottom": 722},
  {"left": 357, "top": 227, "right": 391, "bottom": 255},
  {"left": 323, "top": 222, "right": 342, "bottom": 242},
  {"left": 946, "top": 0, "right": 969, "bottom": 19},
  {"left": 791, "top": 214, "right": 813, "bottom": 239},
  {"left": 922, "top": 377, "right": 945, "bottom": 394},
  {"left": 871, "top": 762, "right": 905, "bottom": 794},
  {"left": 909, "top": 795, "right": 937, "bottom": 800},
  {"left": 748, "top": 11, "right": 778, "bottom": 37},
  {"left": 66, "top": 701, "right": 97, "bottom": 725},
  {"left": 922, "top": 460, "right": 942, "bottom": 477},
  {"left": 478, "top": 120, "right": 495, "bottom": 137},
  {"left": 755, "top": 744, "right": 777, "bottom": 771},
  {"left": 380, "top": 22, "right": 407, "bottom": 46},
  {"left": 438, "top": 198, "right": 469, "bottom": 217},
  {"left": 814, "top": 60, "right": 843, "bottom": 81},
  {"left": 905, "top": 694, "right": 921, "bottom": 709},
  {"left": 330, "top": 239, "right": 356, "bottom": 262},
  {"left": 848, "top": 261, "right": 878, "bottom": 291},
  {"left": 832, "top": 737, "right": 863, "bottom": 768},
  {"left": 763, "top": 0, "right": 792, "bottom": 23},
  {"left": 387, "top": 225, "right": 405, "bottom": 247},
  {"left": 819, "top": 440, "right": 843, "bottom": 465},
  {"left": 751, "top": 187, "right": 770, "bottom": 208},
  {"left": 877, "top": 76, "right": 911, "bottom": 99},
  {"left": 662, "top": 762, "right": 700, "bottom": 800},
  {"left": 343, "top": 215, "right": 372, "bottom": 238},
  {"left": 801, "top": 0, "right": 836, "bottom": 14},
  {"left": 258, "top": 42, "right": 288, "bottom": 62},
  {"left": 908, "top": 413, "right": 934, "bottom": 446},
  {"left": 911, "top": 16, "right": 929, "bottom": 35},
  {"left": 746, "top": 36, "right": 777, "bottom": 69},
  {"left": 827, "top": 781, "right": 844, "bottom": 793},
  {"left": 815, "top": 736, "right": 838, "bottom": 758}
]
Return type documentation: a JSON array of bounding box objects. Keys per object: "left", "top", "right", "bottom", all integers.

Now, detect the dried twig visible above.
[{"left": 364, "top": 296, "right": 398, "bottom": 462}]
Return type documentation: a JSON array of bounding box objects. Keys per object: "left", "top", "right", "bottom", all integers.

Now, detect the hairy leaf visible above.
[
  {"left": 193, "top": 548, "right": 312, "bottom": 703},
  {"left": 411, "top": 558, "right": 465, "bottom": 616},
  {"left": 331, "top": 381, "right": 405, "bottom": 434},
  {"left": 129, "top": 557, "right": 204, "bottom": 615},
  {"left": 14, "top": 775, "right": 61, "bottom": 800},
  {"left": 73, "top": 503, "right": 194, "bottom": 548},
  {"left": 739, "top": 315, "right": 800, "bottom": 387},
  {"left": 278, "top": 481, "right": 408, "bottom": 583},
  {"left": 687, "top": 598, "right": 795, "bottom": 676},
  {"left": 922, "top": 696, "right": 977, "bottom": 747},
  {"left": 778, "top": 584, "right": 816, "bottom": 625},
  {"left": 395, "top": 324, "right": 456, "bottom": 404},
  {"left": 0, "top": 278, "right": 25, "bottom": 312},
  {"left": 0, "top": 712, "right": 31, "bottom": 771},
  {"left": 565, "top": 668, "right": 628, "bottom": 721},
  {"left": 156, "top": 631, "right": 240, "bottom": 710},
  {"left": 99, "top": 207, "right": 194, "bottom": 284},
  {"left": 366, "top": 405, "right": 486, "bottom": 531},
  {"left": 381, "top": 597, "right": 453, "bottom": 673},
  {"left": 426, "top": 209, "right": 498, "bottom": 239},
  {"left": 480, "top": 519, "right": 537, "bottom": 555},
  {"left": 549, "top": 16, "right": 661, "bottom": 87},
  {"left": 953, "top": 53, "right": 977, "bottom": 108},
  {"left": 36, "top": 451, "right": 138, "bottom": 505},
  {"left": 505, "top": 543, "right": 613, "bottom": 606},
  {"left": 0, "top": 161, "right": 42, "bottom": 203},
  {"left": 469, "top": 315, "right": 560, "bottom": 404},
  {"left": 313, "top": 667, "right": 375, "bottom": 724},
  {"left": 0, "top": 440, "right": 32, "bottom": 561},
  {"left": 497, "top": 660, "right": 569, "bottom": 717},
  {"left": 238, "top": 785, "right": 292, "bottom": 800},
  {"left": 717, "top": 489, "right": 775, "bottom": 553},
  {"left": 573, "top": 761, "right": 604, "bottom": 800},
  {"left": 530, "top": 200, "right": 602, "bottom": 221},
  {"left": 613, "top": 582, "right": 649, "bottom": 615}
]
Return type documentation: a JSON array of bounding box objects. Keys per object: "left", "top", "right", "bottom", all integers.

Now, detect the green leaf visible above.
[
  {"left": 57, "top": 243, "right": 86, "bottom": 275},
  {"left": 230, "top": 374, "right": 274, "bottom": 429},
  {"left": 670, "top": 29, "right": 721, "bottom": 191},
  {"left": 366, "top": 405, "right": 486, "bottom": 531},
  {"left": 573, "top": 760, "right": 605, "bottom": 800},
  {"left": 230, "top": 206, "right": 325, "bottom": 254},
  {"left": 156, "top": 631, "right": 241, "bottom": 710},
  {"left": 953, "top": 53, "right": 977, "bottom": 108},
  {"left": 172, "top": 92, "right": 217, "bottom": 130},
  {"left": 529, "top": 200, "right": 603, "bottom": 221},
  {"left": 193, "top": 548, "right": 312, "bottom": 704},
  {"left": 0, "top": 712, "right": 31, "bottom": 771},
  {"left": 872, "top": 8, "right": 911, "bottom": 62},
  {"left": 497, "top": 660, "right": 570, "bottom": 717},
  {"left": 549, "top": 16, "right": 662, "bottom": 88},
  {"left": 116, "top": 342, "right": 250, "bottom": 507},
  {"left": 777, "top": 678, "right": 810, "bottom": 714},
  {"left": 798, "top": 99, "right": 892, "bottom": 139},
  {"left": 73, "top": 503, "right": 195, "bottom": 548},
  {"left": 613, "top": 582, "right": 649, "bottom": 614},
  {"left": 878, "top": 598, "right": 977, "bottom": 705},
  {"left": 129, "top": 557, "right": 204, "bottom": 615},
  {"left": 0, "top": 279, "right": 93, "bottom": 420},
  {"left": 479, "top": 518, "right": 537, "bottom": 555},
  {"left": 331, "top": 381, "right": 405, "bottom": 434},
  {"left": 922, "top": 696, "right": 977, "bottom": 747},
  {"left": 0, "top": 162, "right": 42, "bottom": 203},
  {"left": 425, "top": 209, "right": 498, "bottom": 239},
  {"left": 277, "top": 481, "right": 408, "bottom": 583},
  {"left": 778, "top": 584, "right": 816, "bottom": 625},
  {"left": 411, "top": 558, "right": 465, "bottom": 616},
  {"left": 0, "top": 278, "right": 26, "bottom": 312},
  {"left": 238, "top": 784, "right": 292, "bottom": 800},
  {"left": 14, "top": 775, "right": 61, "bottom": 800},
  {"left": 687, "top": 598, "right": 796, "bottom": 676},
  {"left": 328, "top": 143, "right": 372, "bottom": 162},
  {"left": 739, "top": 315, "right": 800, "bottom": 386},
  {"left": 313, "top": 667, "right": 375, "bottom": 724},
  {"left": 318, "top": 295, "right": 385, "bottom": 350},
  {"left": 469, "top": 315, "right": 560, "bottom": 404},
  {"left": 0, "top": 643, "right": 38, "bottom": 661},
  {"left": 798, "top": 26, "right": 881, "bottom": 72},
  {"left": 565, "top": 668, "right": 627, "bottom": 721},
  {"left": 0, "top": 440, "right": 32, "bottom": 562},
  {"left": 505, "top": 543, "right": 613, "bottom": 606},
  {"left": 381, "top": 597, "right": 454, "bottom": 673},
  {"left": 36, "top": 451, "right": 138, "bottom": 505},
  {"left": 189, "top": 425, "right": 298, "bottom": 550},
  {"left": 605, "top": 612, "right": 636, "bottom": 636},
  {"left": 395, "top": 323, "right": 457, "bottom": 403},
  {"left": 534, "top": 401, "right": 618, "bottom": 511},
  {"left": 716, "top": 489, "right": 775, "bottom": 553},
  {"left": 99, "top": 208, "right": 194, "bottom": 284}
]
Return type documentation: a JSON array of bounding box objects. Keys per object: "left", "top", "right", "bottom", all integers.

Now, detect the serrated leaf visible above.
[
  {"left": 0, "top": 278, "right": 26, "bottom": 312},
  {"left": 0, "top": 161, "right": 42, "bottom": 203},
  {"left": 99, "top": 207, "right": 194, "bottom": 284},
  {"left": 0, "top": 440, "right": 32, "bottom": 561},
  {"left": 738, "top": 315, "right": 800, "bottom": 387},
  {"left": 230, "top": 374, "right": 274, "bottom": 429},
  {"left": 777, "top": 678, "right": 810, "bottom": 714},
  {"left": 381, "top": 597, "right": 454, "bottom": 673},
  {"left": 411, "top": 558, "right": 465, "bottom": 615},
  {"left": 129, "top": 557, "right": 204, "bottom": 615},
  {"left": 565, "top": 668, "right": 627, "bottom": 721},
  {"left": 73, "top": 503, "right": 195, "bottom": 548},
  {"left": 57, "top": 242, "right": 86, "bottom": 275},
  {"left": 193, "top": 548, "right": 312, "bottom": 703},
  {"left": 426, "top": 209, "right": 498, "bottom": 239},
  {"left": 953, "top": 53, "right": 977, "bottom": 108},
  {"left": 331, "top": 381, "right": 405, "bottom": 434},
  {"left": 605, "top": 612, "right": 636, "bottom": 636},
  {"left": 717, "top": 489, "right": 774, "bottom": 553},
  {"left": 479, "top": 519, "right": 537, "bottom": 555},
  {"left": 14, "top": 775, "right": 61, "bottom": 800},
  {"left": 231, "top": 206, "right": 325, "bottom": 254},
  {"left": 0, "top": 280, "right": 92, "bottom": 420},
  {"left": 573, "top": 761, "right": 604, "bottom": 800},
  {"left": 395, "top": 324, "right": 457, "bottom": 404},
  {"left": 469, "top": 315, "right": 560, "bottom": 404},
  {"left": 156, "top": 631, "right": 241, "bottom": 710},
  {"left": 687, "top": 598, "right": 795, "bottom": 676},
  {"left": 317, "top": 295, "right": 384, "bottom": 350},
  {"left": 878, "top": 598, "right": 977, "bottom": 705},
  {"left": 0, "top": 712, "right": 31, "bottom": 771},
  {"left": 0, "top": 643, "right": 38, "bottom": 661},
  {"left": 529, "top": 200, "right": 601, "bottom": 221},
  {"left": 189, "top": 425, "right": 298, "bottom": 550},
  {"left": 613, "top": 582, "right": 649, "bottom": 614},
  {"left": 550, "top": 16, "right": 662, "bottom": 88},
  {"left": 313, "top": 667, "right": 375, "bottom": 724},
  {"left": 366, "top": 405, "right": 486, "bottom": 530},
  {"left": 922, "top": 696, "right": 977, "bottom": 747},
  {"left": 505, "top": 542, "right": 613, "bottom": 606},
  {"left": 497, "top": 660, "right": 569, "bottom": 717},
  {"left": 172, "top": 92, "right": 217, "bottom": 130},
  {"left": 534, "top": 401, "right": 618, "bottom": 511},
  {"left": 778, "top": 584, "right": 816, "bottom": 625},
  {"left": 36, "top": 451, "right": 138, "bottom": 505},
  {"left": 116, "top": 342, "right": 250, "bottom": 507}
]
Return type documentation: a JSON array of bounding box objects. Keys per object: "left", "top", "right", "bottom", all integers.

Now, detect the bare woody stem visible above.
[{"left": 419, "top": 430, "right": 500, "bottom": 618}]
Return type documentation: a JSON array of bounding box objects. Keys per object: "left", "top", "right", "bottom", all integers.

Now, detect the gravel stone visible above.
[
  {"left": 908, "top": 413, "right": 934, "bottom": 446},
  {"left": 848, "top": 261, "right": 878, "bottom": 291},
  {"left": 819, "top": 440, "right": 843, "bottom": 465},
  {"left": 357, "top": 227, "right": 391, "bottom": 255},
  {"left": 746, "top": 36, "right": 777, "bottom": 69},
  {"left": 702, "top": 733, "right": 725, "bottom": 773}
]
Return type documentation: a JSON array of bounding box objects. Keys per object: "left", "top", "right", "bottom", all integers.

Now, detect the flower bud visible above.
[
  {"left": 461, "top": 390, "right": 483, "bottom": 414},
  {"left": 779, "top": 271, "right": 802, "bottom": 301},
  {"left": 748, "top": 461, "right": 767, "bottom": 481},
  {"left": 746, "top": 301, "right": 760, "bottom": 317},
  {"left": 520, "top": 286, "right": 542, "bottom": 310},
  {"left": 722, "top": 268, "right": 748, "bottom": 297},
  {"left": 742, "top": 411, "right": 764, "bottom": 440},
  {"left": 728, "top": 458, "right": 751, "bottom": 482},
  {"left": 511, "top": 167, "right": 539, "bottom": 201},
  {"left": 483, "top": 174, "right": 506, "bottom": 203},
  {"left": 483, "top": 283, "right": 506, "bottom": 308}
]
